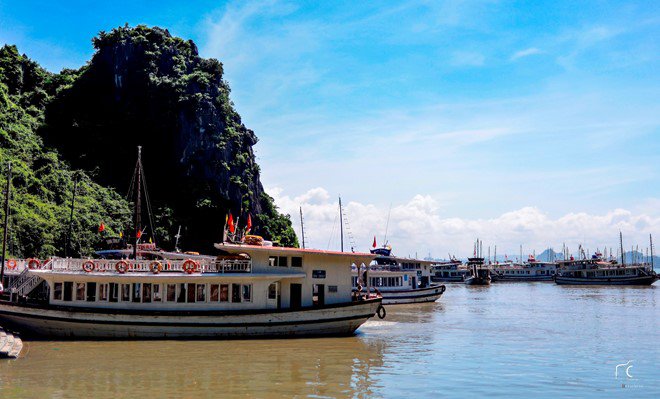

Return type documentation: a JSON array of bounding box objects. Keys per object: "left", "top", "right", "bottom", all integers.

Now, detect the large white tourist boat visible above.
[
  {"left": 0, "top": 244, "right": 382, "bottom": 338},
  {"left": 491, "top": 256, "right": 557, "bottom": 282},
  {"left": 353, "top": 249, "right": 445, "bottom": 305}
]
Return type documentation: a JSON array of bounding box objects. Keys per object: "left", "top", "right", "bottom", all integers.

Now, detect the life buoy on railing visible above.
[
  {"left": 377, "top": 304, "right": 386, "bottom": 319},
  {"left": 6, "top": 259, "right": 17, "bottom": 270},
  {"left": 82, "top": 261, "right": 95, "bottom": 273},
  {"left": 115, "top": 260, "right": 130, "bottom": 274},
  {"left": 150, "top": 261, "right": 163, "bottom": 274},
  {"left": 182, "top": 259, "right": 198, "bottom": 274},
  {"left": 27, "top": 258, "right": 41, "bottom": 269}
]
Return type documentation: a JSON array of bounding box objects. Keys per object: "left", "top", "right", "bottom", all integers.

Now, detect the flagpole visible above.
[{"left": 65, "top": 172, "right": 79, "bottom": 258}]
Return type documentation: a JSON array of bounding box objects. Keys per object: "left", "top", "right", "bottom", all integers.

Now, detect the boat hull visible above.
[
  {"left": 377, "top": 285, "right": 446, "bottom": 305},
  {"left": 555, "top": 275, "right": 658, "bottom": 286},
  {"left": 464, "top": 277, "right": 491, "bottom": 286},
  {"left": 0, "top": 299, "right": 381, "bottom": 339},
  {"left": 495, "top": 275, "right": 555, "bottom": 282}
]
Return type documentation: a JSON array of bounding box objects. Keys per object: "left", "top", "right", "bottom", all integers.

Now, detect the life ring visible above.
[
  {"left": 115, "top": 260, "right": 130, "bottom": 274},
  {"left": 182, "top": 259, "right": 198, "bottom": 274},
  {"left": 27, "top": 258, "right": 41, "bottom": 269},
  {"left": 6, "top": 259, "right": 17, "bottom": 270},
  {"left": 82, "top": 261, "right": 95, "bottom": 273},
  {"left": 150, "top": 261, "right": 163, "bottom": 274},
  {"left": 377, "top": 304, "right": 386, "bottom": 319}
]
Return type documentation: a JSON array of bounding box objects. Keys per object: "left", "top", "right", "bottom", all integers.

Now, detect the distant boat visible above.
[
  {"left": 464, "top": 257, "right": 491, "bottom": 286},
  {"left": 431, "top": 259, "right": 468, "bottom": 283},
  {"left": 491, "top": 255, "right": 557, "bottom": 282}
]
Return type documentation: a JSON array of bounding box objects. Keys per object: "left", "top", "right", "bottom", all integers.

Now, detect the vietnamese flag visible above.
[
  {"left": 246, "top": 214, "right": 252, "bottom": 233},
  {"left": 372, "top": 236, "right": 377, "bottom": 248},
  {"left": 228, "top": 213, "right": 235, "bottom": 233},
  {"left": 136, "top": 229, "right": 142, "bottom": 239},
  {"left": 98, "top": 222, "right": 105, "bottom": 233}
]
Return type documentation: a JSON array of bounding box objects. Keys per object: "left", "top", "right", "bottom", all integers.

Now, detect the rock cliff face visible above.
[{"left": 1, "top": 25, "right": 297, "bottom": 255}]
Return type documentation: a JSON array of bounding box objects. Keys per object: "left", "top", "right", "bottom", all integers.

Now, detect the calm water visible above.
[{"left": 1, "top": 283, "right": 658, "bottom": 398}]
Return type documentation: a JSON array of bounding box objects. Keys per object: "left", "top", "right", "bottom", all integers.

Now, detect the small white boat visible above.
[{"left": 353, "top": 251, "right": 446, "bottom": 305}]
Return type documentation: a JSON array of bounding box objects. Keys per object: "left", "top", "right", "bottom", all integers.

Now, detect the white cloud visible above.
[
  {"left": 510, "top": 47, "right": 542, "bottom": 61},
  {"left": 271, "top": 187, "right": 660, "bottom": 260}
]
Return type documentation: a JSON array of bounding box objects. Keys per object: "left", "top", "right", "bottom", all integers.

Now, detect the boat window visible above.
[
  {"left": 177, "top": 284, "right": 186, "bottom": 303},
  {"left": 142, "top": 283, "right": 152, "bottom": 303},
  {"left": 268, "top": 283, "right": 277, "bottom": 299},
  {"left": 121, "top": 284, "right": 131, "bottom": 301},
  {"left": 291, "top": 257, "right": 303, "bottom": 267},
  {"left": 63, "top": 282, "right": 73, "bottom": 301},
  {"left": 210, "top": 284, "right": 219, "bottom": 301},
  {"left": 109, "top": 283, "right": 119, "bottom": 302},
  {"left": 328, "top": 285, "right": 338, "bottom": 293},
  {"left": 132, "top": 283, "right": 141, "bottom": 303},
  {"left": 99, "top": 283, "right": 108, "bottom": 301},
  {"left": 197, "top": 284, "right": 206, "bottom": 302},
  {"left": 187, "top": 283, "right": 196, "bottom": 303},
  {"left": 269, "top": 256, "right": 276, "bottom": 266},
  {"left": 232, "top": 284, "right": 241, "bottom": 302},
  {"left": 278, "top": 256, "right": 288, "bottom": 267},
  {"left": 242, "top": 284, "right": 252, "bottom": 302},
  {"left": 166, "top": 284, "right": 176, "bottom": 302},
  {"left": 152, "top": 284, "right": 162, "bottom": 302},
  {"left": 53, "top": 282, "right": 63, "bottom": 300},
  {"left": 75, "top": 282, "right": 85, "bottom": 300},
  {"left": 220, "top": 284, "right": 229, "bottom": 302},
  {"left": 86, "top": 282, "right": 97, "bottom": 301}
]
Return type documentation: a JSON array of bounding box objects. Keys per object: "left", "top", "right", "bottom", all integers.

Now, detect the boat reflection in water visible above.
[{"left": 0, "top": 337, "right": 386, "bottom": 398}]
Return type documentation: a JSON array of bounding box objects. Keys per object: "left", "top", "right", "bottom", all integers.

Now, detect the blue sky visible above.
[{"left": 1, "top": 0, "right": 659, "bottom": 256}]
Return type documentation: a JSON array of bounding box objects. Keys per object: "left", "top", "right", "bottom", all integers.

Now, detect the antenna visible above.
[
  {"left": 299, "top": 206, "right": 306, "bottom": 249},
  {"left": 174, "top": 225, "right": 182, "bottom": 252},
  {"left": 650, "top": 234, "right": 654, "bottom": 272},
  {"left": 383, "top": 202, "right": 392, "bottom": 245},
  {"left": 339, "top": 196, "right": 344, "bottom": 252},
  {"left": 133, "top": 146, "right": 142, "bottom": 260},
  {"left": 619, "top": 231, "right": 625, "bottom": 266},
  {"left": 65, "top": 172, "right": 79, "bottom": 257}
]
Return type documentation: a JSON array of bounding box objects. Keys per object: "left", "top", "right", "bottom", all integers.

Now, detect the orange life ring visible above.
[
  {"left": 182, "top": 259, "right": 198, "bottom": 274},
  {"left": 82, "top": 261, "right": 95, "bottom": 273},
  {"left": 27, "top": 258, "right": 41, "bottom": 269},
  {"left": 115, "top": 260, "right": 130, "bottom": 274},
  {"left": 150, "top": 261, "right": 163, "bottom": 274},
  {"left": 6, "top": 259, "right": 17, "bottom": 270}
]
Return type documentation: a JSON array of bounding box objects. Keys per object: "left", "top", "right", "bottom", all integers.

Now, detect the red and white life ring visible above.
[
  {"left": 182, "top": 259, "right": 198, "bottom": 274},
  {"left": 150, "top": 261, "right": 163, "bottom": 274},
  {"left": 6, "top": 259, "right": 17, "bottom": 270},
  {"left": 27, "top": 258, "right": 41, "bottom": 269},
  {"left": 82, "top": 261, "right": 95, "bottom": 273},
  {"left": 115, "top": 260, "right": 130, "bottom": 274}
]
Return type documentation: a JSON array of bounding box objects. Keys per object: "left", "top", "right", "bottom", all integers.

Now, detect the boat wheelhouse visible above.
[
  {"left": 0, "top": 244, "right": 382, "bottom": 338},
  {"left": 464, "top": 257, "right": 491, "bottom": 285},
  {"left": 352, "top": 255, "right": 445, "bottom": 305}
]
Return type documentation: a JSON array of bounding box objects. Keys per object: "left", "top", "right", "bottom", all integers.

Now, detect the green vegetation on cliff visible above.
[{"left": 0, "top": 25, "right": 298, "bottom": 257}]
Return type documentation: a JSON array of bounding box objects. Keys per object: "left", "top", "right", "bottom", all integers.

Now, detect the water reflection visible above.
[{"left": 0, "top": 337, "right": 385, "bottom": 398}]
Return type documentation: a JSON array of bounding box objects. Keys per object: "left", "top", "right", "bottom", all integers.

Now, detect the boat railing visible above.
[{"left": 43, "top": 258, "right": 252, "bottom": 274}]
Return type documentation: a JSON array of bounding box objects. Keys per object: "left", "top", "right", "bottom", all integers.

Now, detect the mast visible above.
[
  {"left": 133, "top": 146, "right": 142, "bottom": 260},
  {"left": 174, "top": 225, "right": 182, "bottom": 252},
  {"left": 383, "top": 203, "right": 392, "bottom": 246},
  {"left": 0, "top": 162, "right": 12, "bottom": 286},
  {"left": 339, "top": 196, "right": 344, "bottom": 252},
  {"left": 619, "top": 231, "right": 625, "bottom": 266},
  {"left": 299, "top": 206, "right": 305, "bottom": 249},
  {"left": 651, "top": 234, "right": 654, "bottom": 272},
  {"left": 64, "top": 173, "right": 79, "bottom": 258}
]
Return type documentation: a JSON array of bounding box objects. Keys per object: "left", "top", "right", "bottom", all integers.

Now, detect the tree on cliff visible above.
[{"left": 0, "top": 25, "right": 298, "bottom": 256}]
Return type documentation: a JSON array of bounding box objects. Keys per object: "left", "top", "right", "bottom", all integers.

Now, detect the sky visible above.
[{"left": 1, "top": 0, "right": 659, "bottom": 258}]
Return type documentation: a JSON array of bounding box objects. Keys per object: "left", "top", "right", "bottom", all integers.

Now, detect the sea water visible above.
[{"left": 1, "top": 283, "right": 658, "bottom": 398}]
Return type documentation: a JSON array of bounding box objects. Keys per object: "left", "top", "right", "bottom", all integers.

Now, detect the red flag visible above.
[
  {"left": 246, "top": 214, "right": 252, "bottom": 233},
  {"left": 372, "top": 236, "right": 377, "bottom": 248},
  {"left": 136, "top": 230, "right": 142, "bottom": 239},
  {"left": 98, "top": 222, "right": 105, "bottom": 233},
  {"left": 228, "top": 213, "right": 235, "bottom": 233}
]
